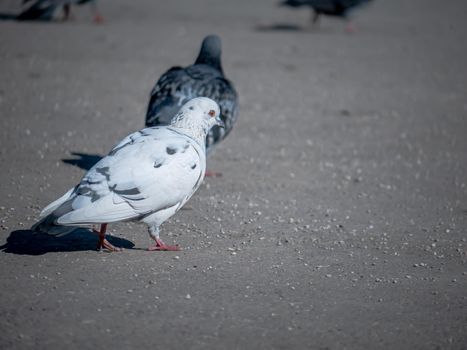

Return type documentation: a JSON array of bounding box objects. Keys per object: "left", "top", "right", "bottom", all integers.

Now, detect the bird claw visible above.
[
  {"left": 148, "top": 239, "right": 180, "bottom": 251},
  {"left": 205, "top": 170, "right": 222, "bottom": 177},
  {"left": 93, "top": 14, "right": 104, "bottom": 24},
  {"left": 97, "top": 238, "right": 124, "bottom": 252},
  {"left": 345, "top": 22, "right": 356, "bottom": 33},
  {"left": 93, "top": 225, "right": 123, "bottom": 252},
  {"left": 148, "top": 244, "right": 180, "bottom": 251}
]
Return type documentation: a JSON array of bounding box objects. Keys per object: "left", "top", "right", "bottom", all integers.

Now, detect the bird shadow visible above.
[
  {"left": 62, "top": 152, "right": 103, "bottom": 171},
  {"left": 255, "top": 23, "right": 304, "bottom": 32},
  {"left": 0, "top": 229, "right": 134, "bottom": 255}
]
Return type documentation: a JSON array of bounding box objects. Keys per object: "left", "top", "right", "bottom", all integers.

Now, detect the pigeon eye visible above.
[{"left": 208, "top": 110, "right": 216, "bottom": 117}]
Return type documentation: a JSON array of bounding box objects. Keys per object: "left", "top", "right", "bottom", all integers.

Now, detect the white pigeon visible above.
[{"left": 32, "top": 97, "right": 223, "bottom": 252}]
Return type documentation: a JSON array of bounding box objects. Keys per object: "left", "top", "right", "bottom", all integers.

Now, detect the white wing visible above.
[{"left": 55, "top": 127, "right": 205, "bottom": 225}]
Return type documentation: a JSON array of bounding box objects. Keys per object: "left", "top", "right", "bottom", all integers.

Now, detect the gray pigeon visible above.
[
  {"left": 145, "top": 35, "right": 238, "bottom": 155},
  {"left": 280, "top": 0, "right": 373, "bottom": 30},
  {"left": 32, "top": 98, "right": 223, "bottom": 252},
  {"left": 18, "top": 0, "right": 103, "bottom": 22}
]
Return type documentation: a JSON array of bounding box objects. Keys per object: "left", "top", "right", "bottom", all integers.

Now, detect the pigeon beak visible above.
[{"left": 216, "top": 116, "right": 225, "bottom": 129}]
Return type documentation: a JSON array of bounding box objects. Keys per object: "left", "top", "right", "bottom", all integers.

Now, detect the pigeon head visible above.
[
  {"left": 170, "top": 97, "right": 222, "bottom": 145},
  {"left": 194, "top": 35, "right": 223, "bottom": 72}
]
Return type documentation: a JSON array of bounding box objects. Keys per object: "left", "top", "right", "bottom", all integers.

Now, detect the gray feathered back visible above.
[{"left": 145, "top": 35, "right": 238, "bottom": 153}]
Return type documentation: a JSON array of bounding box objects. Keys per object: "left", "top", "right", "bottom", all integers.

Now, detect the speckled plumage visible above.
[
  {"left": 145, "top": 35, "right": 238, "bottom": 154},
  {"left": 33, "top": 98, "right": 222, "bottom": 249}
]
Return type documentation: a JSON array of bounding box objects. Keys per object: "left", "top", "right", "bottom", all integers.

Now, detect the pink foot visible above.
[
  {"left": 93, "top": 224, "right": 124, "bottom": 252},
  {"left": 148, "top": 238, "right": 180, "bottom": 251},
  {"left": 205, "top": 170, "right": 222, "bottom": 177},
  {"left": 345, "top": 22, "right": 356, "bottom": 33},
  {"left": 97, "top": 238, "right": 124, "bottom": 252},
  {"left": 93, "top": 14, "right": 104, "bottom": 24}
]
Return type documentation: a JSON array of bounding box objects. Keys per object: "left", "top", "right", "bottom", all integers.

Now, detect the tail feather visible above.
[
  {"left": 32, "top": 187, "right": 80, "bottom": 236},
  {"left": 40, "top": 186, "right": 76, "bottom": 218},
  {"left": 17, "top": 3, "right": 57, "bottom": 21},
  {"left": 31, "top": 213, "right": 78, "bottom": 237}
]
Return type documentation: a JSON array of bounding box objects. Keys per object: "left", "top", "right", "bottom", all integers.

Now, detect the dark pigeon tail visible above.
[
  {"left": 17, "top": 0, "right": 57, "bottom": 21},
  {"left": 279, "top": 0, "right": 310, "bottom": 7},
  {"left": 280, "top": 0, "right": 373, "bottom": 18},
  {"left": 0, "top": 13, "right": 17, "bottom": 20}
]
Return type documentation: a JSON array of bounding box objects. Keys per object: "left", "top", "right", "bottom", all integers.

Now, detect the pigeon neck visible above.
[
  {"left": 170, "top": 119, "right": 210, "bottom": 148},
  {"left": 195, "top": 41, "right": 223, "bottom": 72},
  {"left": 195, "top": 55, "right": 223, "bottom": 72}
]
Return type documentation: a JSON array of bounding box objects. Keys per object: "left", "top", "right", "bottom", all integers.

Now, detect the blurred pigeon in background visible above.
[
  {"left": 32, "top": 98, "right": 223, "bottom": 252},
  {"left": 146, "top": 35, "right": 239, "bottom": 162},
  {"left": 17, "top": 0, "right": 103, "bottom": 22},
  {"left": 280, "top": 0, "right": 373, "bottom": 31}
]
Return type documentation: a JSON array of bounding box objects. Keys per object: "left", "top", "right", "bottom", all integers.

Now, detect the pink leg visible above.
[
  {"left": 148, "top": 238, "right": 180, "bottom": 251},
  {"left": 94, "top": 224, "right": 123, "bottom": 252},
  {"left": 91, "top": 3, "right": 104, "bottom": 23},
  {"left": 345, "top": 21, "right": 356, "bottom": 33}
]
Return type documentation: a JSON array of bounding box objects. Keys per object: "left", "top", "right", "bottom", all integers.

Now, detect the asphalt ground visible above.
[{"left": 0, "top": 0, "right": 466, "bottom": 348}]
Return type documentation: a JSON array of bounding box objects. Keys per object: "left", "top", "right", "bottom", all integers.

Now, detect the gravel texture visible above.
[{"left": 0, "top": 0, "right": 466, "bottom": 349}]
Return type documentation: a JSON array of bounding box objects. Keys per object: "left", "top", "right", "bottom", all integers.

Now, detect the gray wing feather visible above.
[{"left": 145, "top": 64, "right": 238, "bottom": 151}]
